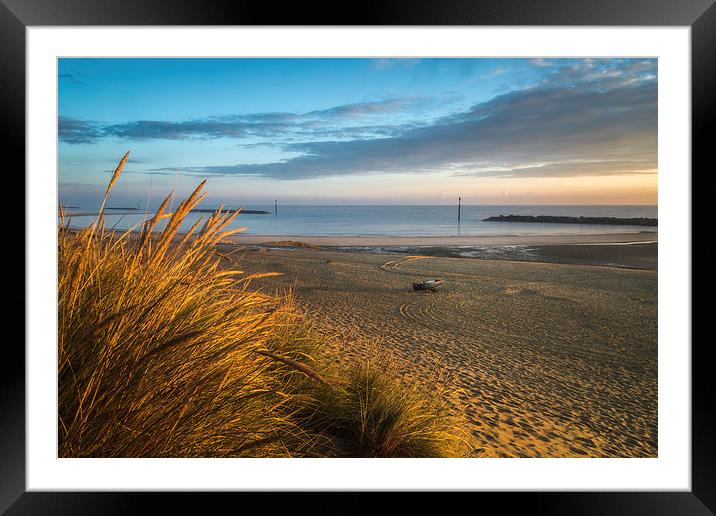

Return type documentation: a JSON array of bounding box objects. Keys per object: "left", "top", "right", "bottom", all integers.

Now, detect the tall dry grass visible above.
[
  {"left": 305, "top": 347, "right": 469, "bottom": 457},
  {"left": 58, "top": 152, "right": 468, "bottom": 457}
]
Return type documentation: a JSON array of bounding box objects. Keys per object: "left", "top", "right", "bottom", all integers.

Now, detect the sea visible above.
[{"left": 64, "top": 204, "right": 658, "bottom": 237}]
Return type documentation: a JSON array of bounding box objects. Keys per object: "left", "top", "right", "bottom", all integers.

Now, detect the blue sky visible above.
[{"left": 58, "top": 58, "right": 657, "bottom": 207}]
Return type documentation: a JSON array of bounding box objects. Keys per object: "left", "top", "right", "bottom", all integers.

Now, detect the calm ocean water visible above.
[{"left": 66, "top": 205, "right": 658, "bottom": 237}]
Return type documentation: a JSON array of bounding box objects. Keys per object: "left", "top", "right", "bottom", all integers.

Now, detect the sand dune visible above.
[{"left": 230, "top": 247, "right": 658, "bottom": 458}]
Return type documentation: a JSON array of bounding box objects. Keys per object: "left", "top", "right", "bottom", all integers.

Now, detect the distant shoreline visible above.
[
  {"left": 63, "top": 208, "right": 272, "bottom": 216},
  {"left": 484, "top": 214, "right": 657, "bottom": 226},
  {"left": 189, "top": 208, "right": 271, "bottom": 214}
]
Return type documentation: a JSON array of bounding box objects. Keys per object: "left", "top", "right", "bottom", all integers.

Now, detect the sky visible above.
[{"left": 58, "top": 58, "right": 657, "bottom": 207}]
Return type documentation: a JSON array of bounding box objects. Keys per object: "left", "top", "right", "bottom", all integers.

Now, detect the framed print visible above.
[{"left": 6, "top": 0, "right": 711, "bottom": 512}]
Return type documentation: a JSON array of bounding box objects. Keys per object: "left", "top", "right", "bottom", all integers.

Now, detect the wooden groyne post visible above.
[
  {"left": 458, "top": 197, "right": 461, "bottom": 222},
  {"left": 274, "top": 200, "right": 278, "bottom": 215}
]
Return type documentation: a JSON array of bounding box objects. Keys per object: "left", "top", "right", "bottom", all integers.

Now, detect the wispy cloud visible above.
[
  {"left": 529, "top": 58, "right": 553, "bottom": 68},
  {"left": 58, "top": 117, "right": 104, "bottom": 144},
  {"left": 482, "top": 66, "right": 508, "bottom": 79},
  {"left": 371, "top": 58, "right": 422, "bottom": 70},
  {"left": 58, "top": 72, "right": 92, "bottom": 85},
  {"left": 452, "top": 160, "right": 656, "bottom": 178},
  {"left": 59, "top": 98, "right": 434, "bottom": 145},
  {"left": 154, "top": 63, "right": 657, "bottom": 181},
  {"left": 539, "top": 58, "right": 657, "bottom": 89}
]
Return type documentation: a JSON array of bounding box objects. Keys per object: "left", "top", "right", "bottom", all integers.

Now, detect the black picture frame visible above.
[{"left": 6, "top": 0, "right": 709, "bottom": 512}]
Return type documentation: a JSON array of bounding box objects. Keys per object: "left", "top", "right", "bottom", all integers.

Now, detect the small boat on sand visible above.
[{"left": 412, "top": 279, "right": 443, "bottom": 291}]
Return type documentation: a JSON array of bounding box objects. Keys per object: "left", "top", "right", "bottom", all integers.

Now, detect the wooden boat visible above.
[{"left": 412, "top": 279, "right": 443, "bottom": 291}]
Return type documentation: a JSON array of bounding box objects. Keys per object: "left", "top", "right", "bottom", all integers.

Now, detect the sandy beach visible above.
[{"left": 223, "top": 236, "right": 658, "bottom": 458}]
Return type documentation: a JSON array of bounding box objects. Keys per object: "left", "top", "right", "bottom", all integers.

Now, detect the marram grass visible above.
[{"left": 58, "top": 152, "right": 469, "bottom": 458}]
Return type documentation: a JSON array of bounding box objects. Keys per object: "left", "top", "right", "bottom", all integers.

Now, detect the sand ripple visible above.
[{"left": 232, "top": 248, "right": 658, "bottom": 458}]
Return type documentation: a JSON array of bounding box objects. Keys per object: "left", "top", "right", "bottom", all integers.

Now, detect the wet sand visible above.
[
  {"left": 226, "top": 231, "right": 657, "bottom": 247},
  {"left": 228, "top": 243, "right": 658, "bottom": 458},
  {"left": 320, "top": 242, "right": 657, "bottom": 270}
]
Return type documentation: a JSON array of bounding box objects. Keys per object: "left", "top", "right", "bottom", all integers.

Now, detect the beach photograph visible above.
[{"left": 58, "top": 57, "right": 657, "bottom": 458}]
